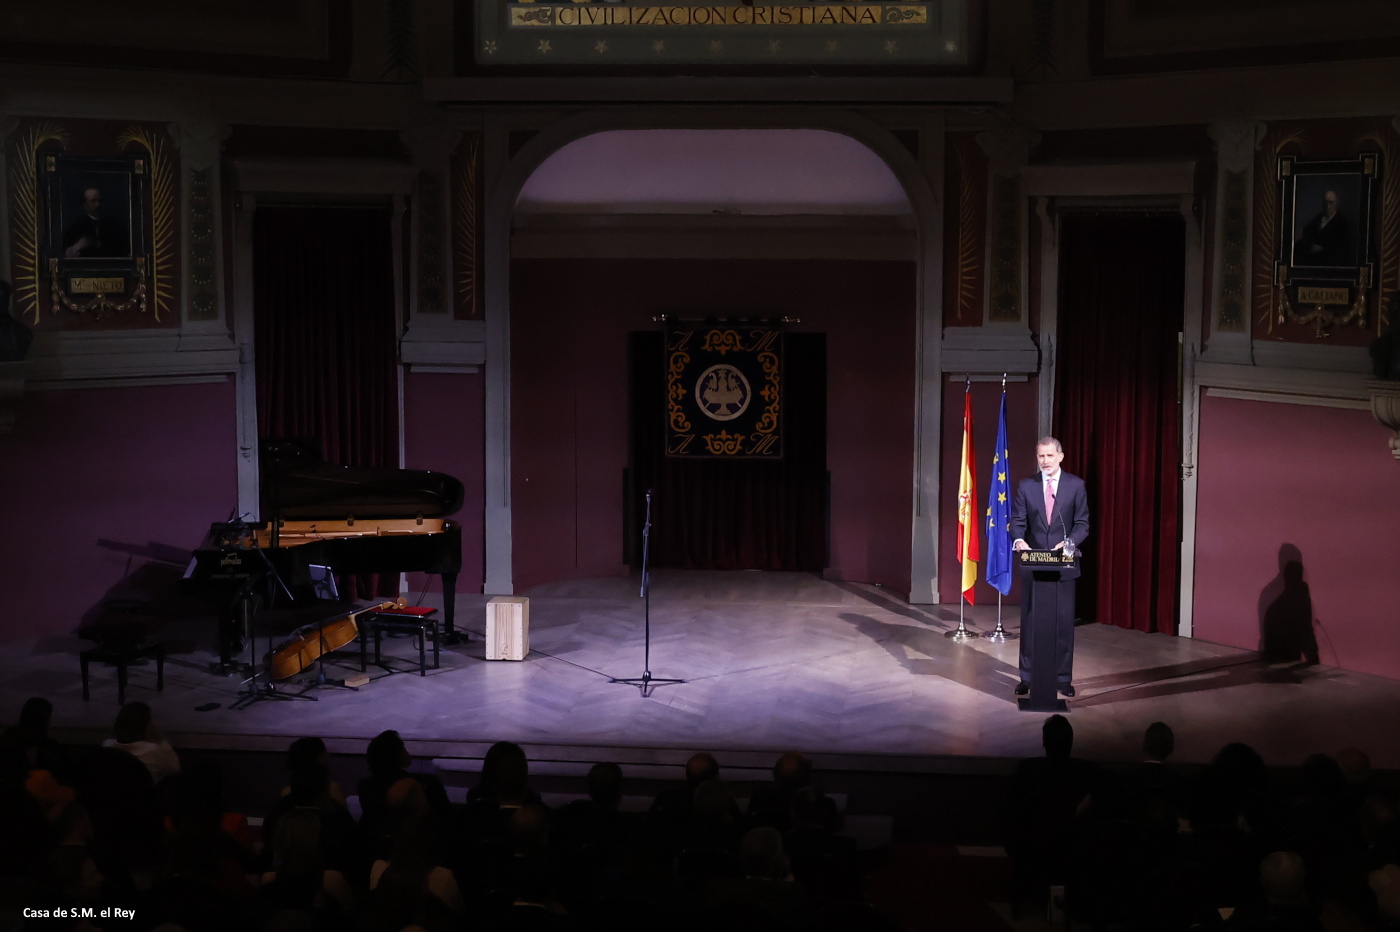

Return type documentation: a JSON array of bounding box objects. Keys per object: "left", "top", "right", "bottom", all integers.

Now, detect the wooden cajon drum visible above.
[{"left": 486, "top": 596, "right": 530, "bottom": 660}]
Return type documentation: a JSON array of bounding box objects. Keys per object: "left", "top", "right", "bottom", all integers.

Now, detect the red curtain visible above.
[
  {"left": 1054, "top": 214, "right": 1183, "bottom": 634},
  {"left": 253, "top": 205, "right": 398, "bottom": 469}
]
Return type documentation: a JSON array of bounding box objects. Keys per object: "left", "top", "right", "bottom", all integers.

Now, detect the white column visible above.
[
  {"left": 1178, "top": 192, "right": 1205, "bottom": 638},
  {"left": 908, "top": 113, "right": 946, "bottom": 604},
  {"left": 481, "top": 119, "right": 514, "bottom": 595},
  {"left": 230, "top": 194, "right": 261, "bottom": 519}
]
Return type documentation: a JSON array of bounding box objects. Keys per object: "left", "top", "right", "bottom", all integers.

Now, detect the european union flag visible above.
[{"left": 985, "top": 390, "right": 1013, "bottom": 596}]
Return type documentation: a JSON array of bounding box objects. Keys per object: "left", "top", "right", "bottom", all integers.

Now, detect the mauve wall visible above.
[
  {"left": 936, "top": 378, "right": 1039, "bottom": 605},
  {"left": 402, "top": 371, "right": 485, "bottom": 596},
  {"left": 1193, "top": 393, "right": 1400, "bottom": 680},
  {"left": 510, "top": 258, "right": 916, "bottom": 594},
  {"left": 0, "top": 380, "right": 237, "bottom": 641}
]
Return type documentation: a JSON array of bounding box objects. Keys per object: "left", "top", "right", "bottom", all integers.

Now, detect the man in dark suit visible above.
[
  {"left": 1295, "top": 189, "right": 1354, "bottom": 267},
  {"left": 63, "top": 187, "right": 130, "bottom": 259},
  {"left": 1010, "top": 437, "right": 1090, "bottom": 698}
]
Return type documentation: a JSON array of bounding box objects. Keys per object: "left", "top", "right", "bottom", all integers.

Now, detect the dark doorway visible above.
[
  {"left": 629, "top": 330, "right": 827, "bottom": 571},
  {"left": 1054, "top": 214, "right": 1184, "bottom": 634}
]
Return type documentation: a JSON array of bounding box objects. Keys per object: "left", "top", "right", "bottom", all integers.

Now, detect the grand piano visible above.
[{"left": 191, "top": 440, "right": 464, "bottom": 666}]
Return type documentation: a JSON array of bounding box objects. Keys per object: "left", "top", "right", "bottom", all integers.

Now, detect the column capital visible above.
[
  {"left": 1208, "top": 121, "right": 1266, "bottom": 174},
  {"left": 975, "top": 126, "right": 1040, "bottom": 174}
]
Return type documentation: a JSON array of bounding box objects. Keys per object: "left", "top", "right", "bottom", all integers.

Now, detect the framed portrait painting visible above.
[
  {"left": 1274, "top": 152, "right": 1380, "bottom": 333},
  {"left": 39, "top": 151, "right": 151, "bottom": 313}
]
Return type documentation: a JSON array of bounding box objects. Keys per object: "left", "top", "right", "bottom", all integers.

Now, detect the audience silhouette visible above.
[{"left": 3, "top": 695, "right": 1398, "bottom": 931}]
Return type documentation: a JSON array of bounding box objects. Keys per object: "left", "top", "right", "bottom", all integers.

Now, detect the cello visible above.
[{"left": 269, "top": 600, "right": 400, "bottom": 680}]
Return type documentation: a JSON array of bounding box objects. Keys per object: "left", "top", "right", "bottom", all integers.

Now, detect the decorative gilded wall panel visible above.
[
  {"left": 1217, "top": 170, "right": 1247, "bottom": 332},
  {"left": 942, "top": 132, "right": 986, "bottom": 326},
  {"left": 6, "top": 119, "right": 180, "bottom": 330},
  {"left": 452, "top": 132, "right": 482, "bottom": 320},
  {"left": 1252, "top": 118, "right": 1397, "bottom": 344}
]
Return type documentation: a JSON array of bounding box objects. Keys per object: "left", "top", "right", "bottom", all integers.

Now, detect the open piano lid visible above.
[{"left": 262, "top": 439, "right": 464, "bottom": 520}]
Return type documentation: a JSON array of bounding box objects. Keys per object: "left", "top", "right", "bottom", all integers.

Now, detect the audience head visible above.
[
  {"left": 112, "top": 701, "right": 154, "bottom": 744},
  {"left": 366, "top": 730, "right": 409, "bottom": 777},
  {"left": 1299, "top": 751, "right": 1346, "bottom": 799},
  {"left": 1373, "top": 864, "right": 1400, "bottom": 924},
  {"left": 1259, "top": 851, "right": 1308, "bottom": 907},
  {"left": 1143, "top": 721, "right": 1174, "bottom": 762},
  {"left": 1335, "top": 746, "right": 1371, "bottom": 785},
  {"left": 1360, "top": 794, "right": 1398, "bottom": 849},
  {"left": 773, "top": 750, "right": 812, "bottom": 791},
  {"left": 482, "top": 740, "right": 529, "bottom": 802},
  {"left": 1042, "top": 714, "right": 1073, "bottom": 759},
  {"left": 1211, "top": 742, "right": 1267, "bottom": 790},
  {"left": 587, "top": 761, "right": 623, "bottom": 809},
  {"left": 18, "top": 697, "right": 53, "bottom": 740},
  {"left": 685, "top": 751, "right": 719, "bottom": 787},
  {"left": 286, "top": 736, "right": 329, "bottom": 772},
  {"left": 385, "top": 775, "right": 428, "bottom": 818}
]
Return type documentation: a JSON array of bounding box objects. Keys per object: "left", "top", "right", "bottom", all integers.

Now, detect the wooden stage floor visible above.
[{"left": 10, "top": 570, "right": 1398, "bottom": 775}]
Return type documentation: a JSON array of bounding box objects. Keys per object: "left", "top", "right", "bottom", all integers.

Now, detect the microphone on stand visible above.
[
  {"left": 1058, "top": 510, "right": 1077, "bottom": 559},
  {"left": 641, "top": 489, "right": 653, "bottom": 598}
]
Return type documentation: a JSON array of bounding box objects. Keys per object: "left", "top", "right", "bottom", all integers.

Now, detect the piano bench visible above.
[
  {"left": 81, "top": 641, "right": 165, "bottom": 704},
  {"left": 359, "top": 610, "right": 440, "bottom": 677}
]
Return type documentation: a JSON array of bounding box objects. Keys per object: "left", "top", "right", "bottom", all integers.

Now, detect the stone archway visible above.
[{"left": 480, "top": 112, "right": 946, "bottom": 600}]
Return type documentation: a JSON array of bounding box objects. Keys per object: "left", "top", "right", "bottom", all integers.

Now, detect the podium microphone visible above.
[{"left": 1058, "top": 511, "right": 1076, "bottom": 558}]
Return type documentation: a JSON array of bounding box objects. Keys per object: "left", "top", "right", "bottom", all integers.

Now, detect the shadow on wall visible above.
[{"left": 1256, "top": 543, "right": 1320, "bottom": 666}]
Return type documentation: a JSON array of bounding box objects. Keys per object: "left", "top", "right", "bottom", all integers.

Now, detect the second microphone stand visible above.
[
  {"left": 232, "top": 539, "right": 318, "bottom": 711},
  {"left": 611, "top": 489, "right": 685, "bottom": 698}
]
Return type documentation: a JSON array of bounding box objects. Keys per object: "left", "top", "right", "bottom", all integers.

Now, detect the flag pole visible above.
[
  {"left": 984, "top": 591, "right": 1014, "bottom": 642},
  {"left": 947, "top": 375, "right": 979, "bottom": 641},
  {"left": 983, "top": 374, "right": 1016, "bottom": 641}
]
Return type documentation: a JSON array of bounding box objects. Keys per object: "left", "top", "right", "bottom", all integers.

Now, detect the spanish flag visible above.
[{"left": 957, "top": 386, "right": 979, "bottom": 604}]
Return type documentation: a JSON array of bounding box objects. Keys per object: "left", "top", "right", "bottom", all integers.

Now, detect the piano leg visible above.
[
  {"left": 213, "top": 592, "right": 252, "bottom": 676},
  {"left": 441, "top": 572, "right": 465, "bottom": 644}
]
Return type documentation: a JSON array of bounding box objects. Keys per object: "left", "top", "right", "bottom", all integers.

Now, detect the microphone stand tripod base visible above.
[
  {"left": 231, "top": 682, "right": 318, "bottom": 711},
  {"left": 609, "top": 671, "right": 685, "bottom": 699}
]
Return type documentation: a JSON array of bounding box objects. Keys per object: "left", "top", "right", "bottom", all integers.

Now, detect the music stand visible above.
[
  {"left": 294, "top": 565, "right": 360, "bottom": 694},
  {"left": 610, "top": 489, "right": 685, "bottom": 698},
  {"left": 231, "top": 538, "right": 318, "bottom": 711}
]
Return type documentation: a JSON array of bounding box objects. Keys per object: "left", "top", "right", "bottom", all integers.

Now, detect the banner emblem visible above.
[{"left": 696, "top": 364, "right": 750, "bottom": 421}]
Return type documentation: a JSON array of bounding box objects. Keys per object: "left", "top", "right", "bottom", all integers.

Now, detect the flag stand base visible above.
[
  {"left": 982, "top": 596, "right": 1017, "bottom": 642},
  {"left": 945, "top": 602, "right": 979, "bottom": 641},
  {"left": 982, "top": 621, "right": 1015, "bottom": 642},
  {"left": 945, "top": 622, "right": 980, "bottom": 641}
]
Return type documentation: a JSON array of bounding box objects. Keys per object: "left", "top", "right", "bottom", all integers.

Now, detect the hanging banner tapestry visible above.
[{"left": 665, "top": 321, "right": 783, "bottom": 458}]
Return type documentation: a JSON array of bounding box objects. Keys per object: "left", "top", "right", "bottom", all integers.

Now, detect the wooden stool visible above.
[
  {"left": 81, "top": 641, "right": 165, "bottom": 703},
  {"left": 359, "top": 609, "right": 440, "bottom": 676}
]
